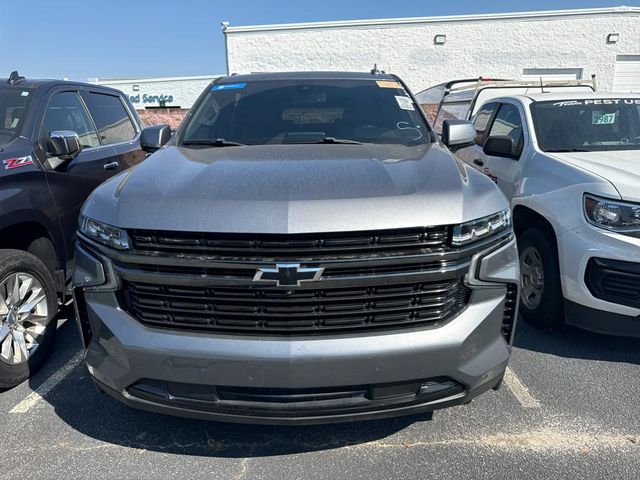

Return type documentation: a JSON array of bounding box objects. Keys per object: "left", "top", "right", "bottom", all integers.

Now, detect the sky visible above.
[{"left": 1, "top": 0, "right": 637, "bottom": 81}]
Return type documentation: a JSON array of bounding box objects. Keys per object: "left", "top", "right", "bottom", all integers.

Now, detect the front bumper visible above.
[
  {"left": 73, "top": 237, "right": 519, "bottom": 425},
  {"left": 557, "top": 224, "right": 640, "bottom": 337},
  {"left": 93, "top": 374, "right": 501, "bottom": 425}
]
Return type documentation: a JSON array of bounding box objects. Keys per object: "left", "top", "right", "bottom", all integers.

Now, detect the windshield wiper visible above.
[
  {"left": 545, "top": 148, "right": 593, "bottom": 153},
  {"left": 310, "top": 137, "right": 365, "bottom": 145},
  {"left": 182, "top": 138, "right": 245, "bottom": 147}
]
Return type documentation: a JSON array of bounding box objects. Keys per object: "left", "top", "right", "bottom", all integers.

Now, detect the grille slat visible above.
[
  {"left": 129, "top": 299, "right": 460, "bottom": 320},
  {"left": 125, "top": 260, "right": 455, "bottom": 280},
  {"left": 122, "top": 279, "right": 470, "bottom": 335},
  {"left": 127, "top": 283, "right": 453, "bottom": 305},
  {"left": 129, "top": 227, "right": 450, "bottom": 260}
]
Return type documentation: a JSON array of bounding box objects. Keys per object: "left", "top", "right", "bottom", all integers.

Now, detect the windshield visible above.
[
  {"left": 531, "top": 99, "right": 640, "bottom": 152},
  {"left": 180, "top": 79, "right": 430, "bottom": 147},
  {"left": 0, "top": 87, "right": 33, "bottom": 146}
]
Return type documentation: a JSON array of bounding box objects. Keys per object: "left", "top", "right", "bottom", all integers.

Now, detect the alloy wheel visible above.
[
  {"left": 520, "top": 246, "right": 545, "bottom": 310},
  {"left": 0, "top": 273, "right": 50, "bottom": 365}
]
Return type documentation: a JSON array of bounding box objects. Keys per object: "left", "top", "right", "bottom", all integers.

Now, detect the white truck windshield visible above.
[{"left": 532, "top": 99, "right": 640, "bottom": 152}]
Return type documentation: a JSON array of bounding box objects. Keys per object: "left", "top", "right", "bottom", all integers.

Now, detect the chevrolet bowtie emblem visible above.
[{"left": 253, "top": 263, "right": 324, "bottom": 287}]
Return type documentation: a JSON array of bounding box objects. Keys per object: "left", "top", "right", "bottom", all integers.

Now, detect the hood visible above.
[
  {"left": 549, "top": 150, "right": 640, "bottom": 202},
  {"left": 84, "top": 143, "right": 507, "bottom": 233}
]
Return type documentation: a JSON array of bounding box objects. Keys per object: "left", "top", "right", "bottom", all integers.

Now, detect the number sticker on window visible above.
[{"left": 592, "top": 112, "right": 616, "bottom": 125}]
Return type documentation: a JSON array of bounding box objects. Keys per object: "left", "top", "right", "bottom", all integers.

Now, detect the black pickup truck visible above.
[{"left": 0, "top": 71, "right": 169, "bottom": 388}]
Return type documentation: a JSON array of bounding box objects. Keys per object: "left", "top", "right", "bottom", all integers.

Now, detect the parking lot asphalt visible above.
[{"left": 1, "top": 307, "right": 638, "bottom": 480}]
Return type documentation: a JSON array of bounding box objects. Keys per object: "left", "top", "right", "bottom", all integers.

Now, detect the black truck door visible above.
[
  {"left": 35, "top": 88, "right": 120, "bottom": 274},
  {"left": 80, "top": 90, "right": 146, "bottom": 171}
]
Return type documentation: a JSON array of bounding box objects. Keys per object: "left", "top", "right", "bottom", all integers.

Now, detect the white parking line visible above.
[
  {"left": 503, "top": 366, "right": 540, "bottom": 409},
  {"left": 9, "top": 351, "right": 85, "bottom": 414}
]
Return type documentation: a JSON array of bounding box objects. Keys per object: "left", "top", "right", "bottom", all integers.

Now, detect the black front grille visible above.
[
  {"left": 128, "top": 227, "right": 450, "bottom": 260},
  {"left": 585, "top": 258, "right": 640, "bottom": 308},
  {"left": 121, "top": 278, "right": 471, "bottom": 335}
]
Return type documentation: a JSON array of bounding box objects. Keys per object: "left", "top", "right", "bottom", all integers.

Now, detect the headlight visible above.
[
  {"left": 584, "top": 194, "right": 640, "bottom": 234},
  {"left": 79, "top": 216, "right": 130, "bottom": 250},
  {"left": 452, "top": 209, "right": 512, "bottom": 246}
]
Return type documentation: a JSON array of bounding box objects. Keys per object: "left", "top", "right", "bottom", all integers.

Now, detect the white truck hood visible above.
[{"left": 550, "top": 150, "right": 640, "bottom": 202}]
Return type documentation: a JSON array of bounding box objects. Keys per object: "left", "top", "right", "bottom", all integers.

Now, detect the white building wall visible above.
[
  {"left": 225, "top": 9, "right": 640, "bottom": 92},
  {"left": 91, "top": 75, "right": 221, "bottom": 109}
]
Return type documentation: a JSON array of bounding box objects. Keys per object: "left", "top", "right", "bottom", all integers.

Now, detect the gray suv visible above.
[{"left": 73, "top": 72, "right": 519, "bottom": 424}]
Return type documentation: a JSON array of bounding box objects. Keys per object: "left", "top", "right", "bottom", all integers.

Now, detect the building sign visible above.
[
  {"left": 91, "top": 75, "right": 222, "bottom": 110},
  {"left": 128, "top": 94, "right": 174, "bottom": 105}
]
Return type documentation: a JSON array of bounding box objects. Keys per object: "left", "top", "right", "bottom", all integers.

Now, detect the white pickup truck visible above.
[{"left": 453, "top": 92, "right": 640, "bottom": 337}]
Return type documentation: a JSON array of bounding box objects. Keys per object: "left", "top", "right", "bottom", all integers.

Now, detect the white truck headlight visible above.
[
  {"left": 584, "top": 194, "right": 640, "bottom": 234},
  {"left": 452, "top": 209, "right": 512, "bottom": 246},
  {"left": 79, "top": 216, "right": 130, "bottom": 250}
]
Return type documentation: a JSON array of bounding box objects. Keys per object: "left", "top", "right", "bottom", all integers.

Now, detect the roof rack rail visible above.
[
  {"left": 444, "top": 77, "right": 596, "bottom": 96},
  {"left": 423, "top": 76, "right": 597, "bottom": 126},
  {"left": 7, "top": 71, "right": 25, "bottom": 86}
]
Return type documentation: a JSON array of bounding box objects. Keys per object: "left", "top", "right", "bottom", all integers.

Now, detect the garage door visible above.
[{"left": 613, "top": 55, "right": 640, "bottom": 92}]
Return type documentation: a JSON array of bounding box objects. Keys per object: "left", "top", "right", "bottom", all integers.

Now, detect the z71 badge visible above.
[{"left": 3, "top": 156, "right": 34, "bottom": 170}]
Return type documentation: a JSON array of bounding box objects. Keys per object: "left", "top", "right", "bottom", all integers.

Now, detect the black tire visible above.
[
  {"left": 517, "top": 228, "right": 564, "bottom": 329},
  {"left": 0, "top": 249, "right": 58, "bottom": 389}
]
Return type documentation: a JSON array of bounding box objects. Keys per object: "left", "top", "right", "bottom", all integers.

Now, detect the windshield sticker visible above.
[
  {"left": 592, "top": 112, "right": 616, "bottom": 125},
  {"left": 395, "top": 96, "right": 415, "bottom": 111},
  {"left": 552, "top": 100, "right": 583, "bottom": 107},
  {"left": 20, "top": 91, "right": 29, "bottom": 97},
  {"left": 377, "top": 80, "right": 402, "bottom": 89},
  {"left": 3, "top": 156, "right": 33, "bottom": 170},
  {"left": 211, "top": 83, "right": 247, "bottom": 91},
  {"left": 552, "top": 99, "right": 640, "bottom": 107},
  {"left": 10, "top": 118, "right": 19, "bottom": 128}
]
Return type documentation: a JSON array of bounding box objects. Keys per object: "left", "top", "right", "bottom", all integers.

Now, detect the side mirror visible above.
[
  {"left": 483, "top": 136, "right": 517, "bottom": 159},
  {"left": 140, "top": 124, "right": 171, "bottom": 153},
  {"left": 442, "top": 119, "right": 476, "bottom": 150},
  {"left": 47, "top": 130, "right": 82, "bottom": 161}
]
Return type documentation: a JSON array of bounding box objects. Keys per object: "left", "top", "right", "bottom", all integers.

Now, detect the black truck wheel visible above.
[{"left": 518, "top": 228, "right": 564, "bottom": 329}]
